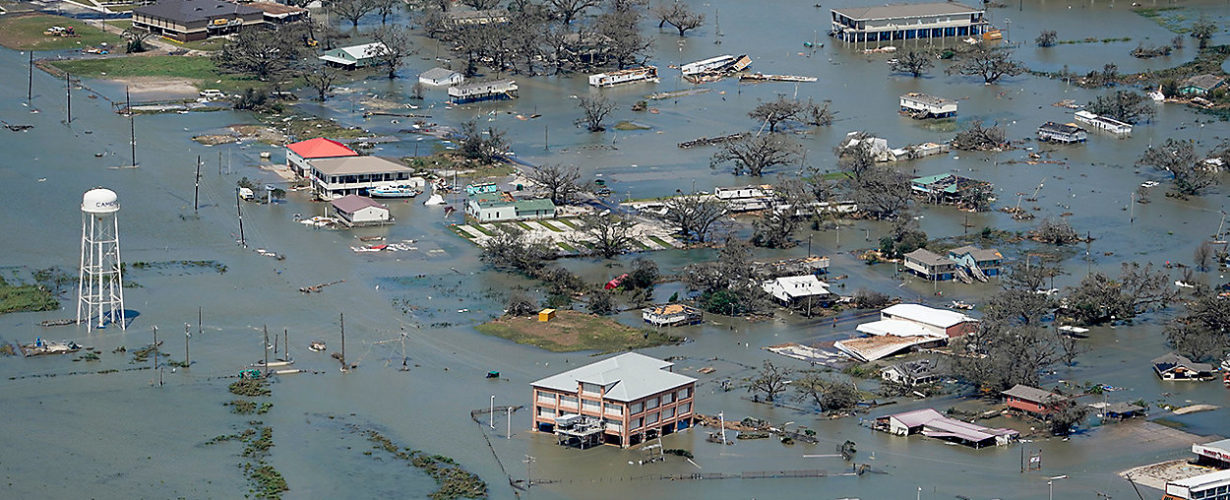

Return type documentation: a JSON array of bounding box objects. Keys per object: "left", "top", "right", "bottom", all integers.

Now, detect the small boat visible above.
[
  {"left": 308, "top": 341, "right": 326, "bottom": 352},
  {"left": 948, "top": 300, "right": 974, "bottom": 310},
  {"left": 1141, "top": 180, "right": 1160, "bottom": 188},
  {"left": 486, "top": 370, "right": 500, "bottom": 379},
  {"left": 358, "top": 235, "right": 385, "bottom": 242},
  {"left": 369, "top": 185, "right": 421, "bottom": 198},
  {"left": 253, "top": 359, "right": 295, "bottom": 368},
  {"left": 1176, "top": 280, "right": 1196, "bottom": 289}
]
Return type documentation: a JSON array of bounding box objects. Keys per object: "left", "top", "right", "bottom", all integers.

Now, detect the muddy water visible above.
[{"left": 1, "top": 0, "right": 1229, "bottom": 498}]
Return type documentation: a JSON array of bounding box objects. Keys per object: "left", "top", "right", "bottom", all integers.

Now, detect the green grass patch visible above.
[
  {"left": 164, "top": 36, "right": 230, "bottom": 52},
  {"left": 0, "top": 276, "right": 59, "bottom": 315},
  {"left": 468, "top": 224, "right": 495, "bottom": 237},
  {"left": 449, "top": 225, "right": 475, "bottom": 239},
  {"left": 818, "top": 171, "right": 851, "bottom": 181},
  {"left": 646, "top": 235, "right": 672, "bottom": 248},
  {"left": 105, "top": 20, "right": 132, "bottom": 30},
  {"left": 556, "top": 242, "right": 578, "bottom": 252},
  {"left": 48, "top": 55, "right": 261, "bottom": 94},
  {"left": 537, "top": 220, "right": 564, "bottom": 232},
  {"left": 0, "top": 13, "right": 123, "bottom": 51},
  {"left": 366, "top": 431, "right": 487, "bottom": 500},
  {"left": 1132, "top": 6, "right": 1188, "bottom": 33},
  {"left": 557, "top": 218, "right": 581, "bottom": 229},
  {"left": 475, "top": 309, "right": 680, "bottom": 353},
  {"left": 516, "top": 221, "right": 534, "bottom": 230},
  {"left": 632, "top": 239, "right": 651, "bottom": 250}
]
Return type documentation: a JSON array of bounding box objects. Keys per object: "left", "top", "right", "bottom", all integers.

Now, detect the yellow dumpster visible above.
[{"left": 538, "top": 308, "right": 556, "bottom": 322}]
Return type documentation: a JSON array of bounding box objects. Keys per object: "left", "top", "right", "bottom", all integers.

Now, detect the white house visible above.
[
  {"left": 307, "top": 156, "right": 417, "bottom": 199},
  {"left": 858, "top": 304, "right": 978, "bottom": 338},
  {"left": 465, "top": 198, "right": 556, "bottom": 222},
  {"left": 419, "top": 67, "right": 464, "bottom": 87},
  {"left": 285, "top": 137, "right": 358, "bottom": 178},
  {"left": 761, "top": 275, "right": 832, "bottom": 305},
  {"left": 843, "top": 132, "right": 894, "bottom": 162},
  {"left": 331, "top": 195, "right": 391, "bottom": 226},
  {"left": 319, "top": 42, "right": 387, "bottom": 69},
  {"left": 900, "top": 92, "right": 957, "bottom": 118}
]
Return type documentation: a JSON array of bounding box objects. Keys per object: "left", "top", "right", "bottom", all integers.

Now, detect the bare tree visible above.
[
  {"left": 299, "top": 60, "right": 342, "bottom": 101},
  {"left": 1194, "top": 241, "right": 1215, "bottom": 272},
  {"left": 710, "top": 133, "right": 802, "bottom": 177},
  {"left": 548, "top": 0, "right": 600, "bottom": 24},
  {"left": 836, "top": 133, "right": 876, "bottom": 182},
  {"left": 751, "top": 206, "right": 799, "bottom": 249},
  {"left": 946, "top": 45, "right": 1025, "bottom": 84},
  {"left": 1086, "top": 90, "right": 1155, "bottom": 124},
  {"left": 661, "top": 196, "right": 726, "bottom": 243},
  {"left": 952, "top": 120, "right": 1007, "bottom": 151},
  {"left": 802, "top": 98, "right": 834, "bottom": 127},
  {"left": 597, "top": 6, "right": 652, "bottom": 69},
  {"left": 889, "top": 50, "right": 933, "bottom": 77},
  {"left": 794, "top": 371, "right": 860, "bottom": 412},
  {"left": 747, "top": 360, "right": 793, "bottom": 402},
  {"left": 1165, "top": 293, "right": 1230, "bottom": 362},
  {"left": 748, "top": 95, "right": 803, "bottom": 133},
  {"left": 1035, "top": 30, "right": 1057, "bottom": 47},
  {"left": 528, "top": 164, "right": 583, "bottom": 204},
  {"left": 852, "top": 166, "right": 911, "bottom": 221},
  {"left": 577, "top": 95, "right": 617, "bottom": 131},
  {"left": 583, "top": 213, "right": 635, "bottom": 258},
  {"left": 374, "top": 0, "right": 400, "bottom": 24},
  {"left": 1137, "top": 138, "right": 1217, "bottom": 196},
  {"left": 481, "top": 225, "right": 554, "bottom": 272},
  {"left": 371, "top": 26, "right": 415, "bottom": 79},
  {"left": 506, "top": 292, "right": 538, "bottom": 316},
  {"left": 214, "top": 28, "right": 305, "bottom": 81},
  {"left": 329, "top": 0, "right": 378, "bottom": 27},
  {"left": 653, "top": 1, "right": 703, "bottom": 36}
]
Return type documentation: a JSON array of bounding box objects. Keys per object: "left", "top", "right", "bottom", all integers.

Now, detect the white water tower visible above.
[{"left": 78, "top": 188, "right": 125, "bottom": 332}]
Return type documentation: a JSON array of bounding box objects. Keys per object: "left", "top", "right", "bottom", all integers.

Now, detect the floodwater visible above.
[{"left": 1, "top": 0, "right": 1228, "bottom": 498}]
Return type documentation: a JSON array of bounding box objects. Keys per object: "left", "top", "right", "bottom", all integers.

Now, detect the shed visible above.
[
  {"left": 330, "top": 195, "right": 391, "bottom": 226},
  {"left": 419, "top": 67, "right": 464, "bottom": 87},
  {"left": 641, "top": 304, "right": 703, "bottom": 327},
  {"left": 538, "top": 308, "right": 556, "bottom": 322},
  {"left": 1179, "top": 74, "right": 1227, "bottom": 96}
]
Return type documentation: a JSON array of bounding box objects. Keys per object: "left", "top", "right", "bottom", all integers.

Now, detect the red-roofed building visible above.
[{"left": 286, "top": 138, "right": 358, "bottom": 178}]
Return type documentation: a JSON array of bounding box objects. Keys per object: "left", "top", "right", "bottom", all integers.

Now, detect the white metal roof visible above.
[
  {"left": 881, "top": 303, "right": 974, "bottom": 329},
  {"left": 857, "top": 319, "right": 936, "bottom": 338},
  {"left": 762, "top": 275, "right": 830, "bottom": 301},
  {"left": 340, "top": 42, "right": 386, "bottom": 59},
  {"left": 1169, "top": 468, "right": 1230, "bottom": 489},
  {"left": 531, "top": 352, "right": 695, "bottom": 403}
]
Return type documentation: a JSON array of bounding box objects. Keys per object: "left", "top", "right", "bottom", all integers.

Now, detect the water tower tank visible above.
[{"left": 82, "top": 188, "right": 120, "bottom": 214}]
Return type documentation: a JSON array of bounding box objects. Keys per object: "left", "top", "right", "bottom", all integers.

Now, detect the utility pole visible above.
[
  {"left": 65, "top": 72, "right": 71, "bottom": 124},
  {"left": 28, "top": 50, "right": 33, "bottom": 103},
  {"left": 152, "top": 326, "right": 158, "bottom": 372},
  {"left": 284, "top": 329, "right": 289, "bottom": 361},
  {"left": 263, "top": 325, "right": 269, "bottom": 374},
  {"left": 340, "top": 312, "right": 346, "bottom": 371},
  {"left": 523, "top": 455, "right": 534, "bottom": 489},
  {"left": 506, "top": 406, "right": 511, "bottom": 439},
  {"left": 198, "top": 306, "right": 203, "bottom": 338},
  {"left": 544, "top": 125, "right": 548, "bottom": 151},
  {"left": 490, "top": 395, "right": 495, "bottom": 429},
  {"left": 807, "top": 234, "right": 812, "bottom": 257},
  {"left": 194, "top": 156, "right": 201, "bottom": 214},
  {"left": 127, "top": 86, "right": 135, "bottom": 167},
  {"left": 184, "top": 322, "right": 190, "bottom": 367},
  {"left": 236, "top": 189, "right": 246, "bottom": 247}
]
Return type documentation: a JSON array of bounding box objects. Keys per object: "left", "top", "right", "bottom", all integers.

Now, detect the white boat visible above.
[
  {"left": 252, "top": 359, "right": 294, "bottom": 368},
  {"left": 423, "top": 194, "right": 446, "bottom": 206},
  {"left": 1141, "top": 180, "right": 1160, "bottom": 188},
  {"left": 1074, "top": 110, "right": 1132, "bottom": 135},
  {"left": 368, "top": 185, "right": 421, "bottom": 198},
  {"left": 1221, "top": 356, "right": 1230, "bottom": 372}
]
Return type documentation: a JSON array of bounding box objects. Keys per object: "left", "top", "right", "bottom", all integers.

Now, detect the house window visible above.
[
  {"left": 646, "top": 412, "right": 659, "bottom": 424},
  {"left": 603, "top": 402, "right": 623, "bottom": 416},
  {"left": 663, "top": 407, "right": 675, "bottom": 419},
  {"left": 581, "top": 399, "right": 600, "bottom": 413},
  {"left": 536, "top": 406, "right": 553, "bottom": 417},
  {"left": 646, "top": 397, "right": 660, "bottom": 410},
  {"left": 630, "top": 402, "right": 644, "bottom": 414},
  {"left": 678, "top": 402, "right": 691, "bottom": 415},
  {"left": 560, "top": 396, "right": 578, "bottom": 409},
  {"left": 536, "top": 393, "right": 555, "bottom": 405}
]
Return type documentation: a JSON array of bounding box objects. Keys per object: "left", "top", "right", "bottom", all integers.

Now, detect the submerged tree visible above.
[
  {"left": 481, "top": 226, "right": 553, "bottom": 273},
  {"left": 653, "top": 1, "right": 703, "bottom": 36},
  {"left": 329, "top": 0, "right": 378, "bottom": 27},
  {"left": 794, "top": 371, "right": 861, "bottom": 412},
  {"left": 946, "top": 45, "right": 1025, "bottom": 84},
  {"left": 1086, "top": 90, "right": 1155, "bottom": 124},
  {"left": 747, "top": 360, "right": 792, "bottom": 402},
  {"left": 299, "top": 60, "right": 342, "bottom": 101},
  {"left": 1030, "top": 217, "right": 1081, "bottom": 245},
  {"left": 1036, "top": 30, "right": 1057, "bottom": 47},
  {"left": 528, "top": 163, "right": 583, "bottom": 204},
  {"left": 371, "top": 26, "right": 415, "bottom": 79},
  {"left": 1190, "top": 16, "right": 1217, "bottom": 49},
  {"left": 661, "top": 196, "right": 726, "bottom": 243},
  {"left": 851, "top": 166, "right": 911, "bottom": 221},
  {"left": 576, "top": 95, "right": 617, "bottom": 132},
  {"left": 889, "top": 50, "right": 934, "bottom": 77},
  {"left": 710, "top": 133, "right": 802, "bottom": 177},
  {"left": 582, "top": 213, "right": 635, "bottom": 258},
  {"left": 1064, "top": 262, "right": 1177, "bottom": 325},
  {"left": 214, "top": 27, "right": 304, "bottom": 81},
  {"left": 951, "top": 120, "right": 1007, "bottom": 151},
  {"left": 1136, "top": 138, "right": 1218, "bottom": 196},
  {"left": 456, "top": 120, "right": 508, "bottom": 164},
  {"left": 1165, "top": 293, "right": 1230, "bottom": 362},
  {"left": 548, "top": 0, "right": 601, "bottom": 24}
]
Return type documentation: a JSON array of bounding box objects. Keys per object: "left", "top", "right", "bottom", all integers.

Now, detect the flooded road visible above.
[{"left": 1, "top": 0, "right": 1229, "bottom": 498}]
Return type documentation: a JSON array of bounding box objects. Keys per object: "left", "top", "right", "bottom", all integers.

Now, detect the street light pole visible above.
[{"left": 490, "top": 395, "right": 496, "bottom": 429}]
